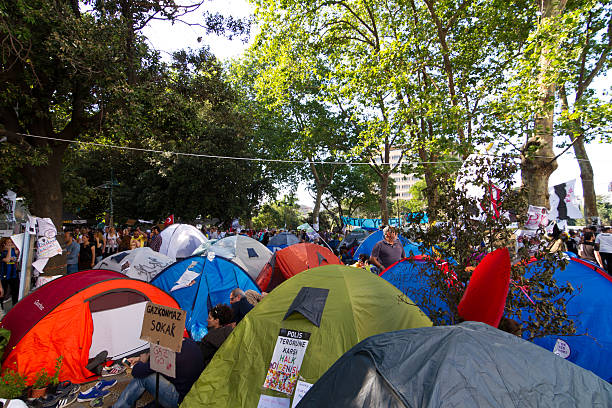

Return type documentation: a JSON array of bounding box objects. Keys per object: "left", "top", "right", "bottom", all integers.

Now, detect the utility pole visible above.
[{"left": 96, "top": 169, "right": 120, "bottom": 226}]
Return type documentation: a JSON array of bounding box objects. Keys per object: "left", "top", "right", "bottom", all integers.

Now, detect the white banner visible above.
[
  {"left": 263, "top": 329, "right": 310, "bottom": 395},
  {"left": 525, "top": 205, "right": 549, "bottom": 230}
]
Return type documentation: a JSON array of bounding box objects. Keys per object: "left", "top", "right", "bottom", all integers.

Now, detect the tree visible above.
[
  {"left": 402, "top": 154, "right": 575, "bottom": 339},
  {"left": 252, "top": 195, "right": 303, "bottom": 230},
  {"left": 558, "top": 0, "right": 612, "bottom": 222}
]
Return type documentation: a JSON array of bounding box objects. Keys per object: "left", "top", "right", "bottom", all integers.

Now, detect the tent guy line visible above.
[{"left": 15, "top": 132, "right": 602, "bottom": 166}]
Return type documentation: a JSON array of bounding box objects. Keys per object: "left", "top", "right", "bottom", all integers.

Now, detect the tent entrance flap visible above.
[
  {"left": 89, "top": 301, "right": 149, "bottom": 359},
  {"left": 283, "top": 287, "right": 329, "bottom": 327}
]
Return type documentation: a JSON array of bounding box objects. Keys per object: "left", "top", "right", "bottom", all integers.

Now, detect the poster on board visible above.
[{"left": 263, "top": 329, "right": 310, "bottom": 395}]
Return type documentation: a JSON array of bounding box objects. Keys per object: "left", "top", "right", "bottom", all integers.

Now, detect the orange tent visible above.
[
  {"left": 256, "top": 243, "right": 341, "bottom": 291},
  {"left": 1, "top": 270, "right": 179, "bottom": 385}
]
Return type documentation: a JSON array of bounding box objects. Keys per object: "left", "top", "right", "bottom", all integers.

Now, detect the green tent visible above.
[{"left": 181, "top": 265, "right": 432, "bottom": 407}]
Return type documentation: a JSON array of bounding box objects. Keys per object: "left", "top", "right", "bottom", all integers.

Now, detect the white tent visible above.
[
  {"left": 94, "top": 247, "right": 174, "bottom": 282},
  {"left": 158, "top": 223, "right": 207, "bottom": 259},
  {"left": 191, "top": 235, "right": 272, "bottom": 281}
]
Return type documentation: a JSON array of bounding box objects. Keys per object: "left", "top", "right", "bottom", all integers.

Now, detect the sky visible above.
[{"left": 143, "top": 1, "right": 612, "bottom": 208}]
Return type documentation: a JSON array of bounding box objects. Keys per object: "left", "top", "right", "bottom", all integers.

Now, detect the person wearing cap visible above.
[{"left": 369, "top": 226, "right": 405, "bottom": 274}]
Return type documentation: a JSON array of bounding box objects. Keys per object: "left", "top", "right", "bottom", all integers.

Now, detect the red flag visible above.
[
  {"left": 489, "top": 184, "right": 502, "bottom": 219},
  {"left": 164, "top": 214, "right": 174, "bottom": 226}
]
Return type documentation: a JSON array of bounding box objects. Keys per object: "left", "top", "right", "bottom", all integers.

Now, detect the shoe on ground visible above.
[
  {"left": 89, "top": 395, "right": 107, "bottom": 408},
  {"left": 55, "top": 391, "right": 78, "bottom": 408},
  {"left": 95, "top": 379, "right": 117, "bottom": 391},
  {"left": 101, "top": 363, "right": 125, "bottom": 377},
  {"left": 77, "top": 388, "right": 109, "bottom": 403}
]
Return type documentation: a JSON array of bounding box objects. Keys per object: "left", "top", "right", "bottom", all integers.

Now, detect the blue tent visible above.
[
  {"left": 151, "top": 255, "right": 260, "bottom": 341},
  {"left": 352, "top": 230, "right": 421, "bottom": 261},
  {"left": 520, "top": 257, "right": 612, "bottom": 382},
  {"left": 380, "top": 257, "right": 457, "bottom": 324}
]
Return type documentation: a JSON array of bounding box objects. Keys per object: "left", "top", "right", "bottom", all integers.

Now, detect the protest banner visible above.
[{"left": 263, "top": 329, "right": 310, "bottom": 395}]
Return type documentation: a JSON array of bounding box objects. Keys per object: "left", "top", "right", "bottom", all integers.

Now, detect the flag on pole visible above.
[
  {"left": 548, "top": 180, "right": 582, "bottom": 221},
  {"left": 164, "top": 214, "right": 174, "bottom": 227}
]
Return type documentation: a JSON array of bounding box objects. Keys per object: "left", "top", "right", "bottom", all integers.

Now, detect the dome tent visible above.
[
  {"left": 181, "top": 265, "right": 432, "bottom": 408},
  {"left": 150, "top": 255, "right": 260, "bottom": 341},
  {"left": 1, "top": 270, "right": 178, "bottom": 385},
  {"left": 352, "top": 229, "right": 421, "bottom": 261},
  {"left": 256, "top": 243, "right": 341, "bottom": 292},
  {"left": 266, "top": 231, "right": 300, "bottom": 252},
  {"left": 94, "top": 247, "right": 174, "bottom": 281},
  {"left": 296, "top": 322, "right": 612, "bottom": 407},
  {"left": 522, "top": 256, "right": 612, "bottom": 382},
  {"left": 158, "top": 223, "right": 207, "bottom": 259},
  {"left": 191, "top": 235, "right": 272, "bottom": 281}
]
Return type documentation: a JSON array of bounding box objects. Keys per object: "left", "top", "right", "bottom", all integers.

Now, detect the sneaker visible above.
[
  {"left": 101, "top": 363, "right": 125, "bottom": 377},
  {"left": 89, "top": 396, "right": 106, "bottom": 408},
  {"left": 77, "top": 388, "right": 109, "bottom": 403},
  {"left": 55, "top": 391, "right": 78, "bottom": 408},
  {"left": 95, "top": 379, "right": 117, "bottom": 391}
]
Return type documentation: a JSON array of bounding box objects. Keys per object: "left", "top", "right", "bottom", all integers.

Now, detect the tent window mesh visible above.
[{"left": 247, "top": 248, "right": 258, "bottom": 258}]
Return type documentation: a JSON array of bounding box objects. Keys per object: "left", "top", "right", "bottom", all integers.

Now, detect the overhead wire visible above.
[{"left": 13, "top": 131, "right": 605, "bottom": 166}]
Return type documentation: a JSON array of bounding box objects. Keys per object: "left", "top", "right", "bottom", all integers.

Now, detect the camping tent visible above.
[
  {"left": 256, "top": 243, "right": 341, "bottom": 292},
  {"left": 158, "top": 224, "right": 207, "bottom": 259},
  {"left": 150, "top": 255, "right": 260, "bottom": 341},
  {"left": 338, "top": 228, "right": 369, "bottom": 250},
  {"left": 1, "top": 270, "right": 178, "bottom": 385},
  {"left": 296, "top": 322, "right": 612, "bottom": 407},
  {"left": 522, "top": 257, "right": 612, "bottom": 382},
  {"left": 181, "top": 265, "right": 432, "bottom": 408},
  {"left": 352, "top": 229, "right": 421, "bottom": 261},
  {"left": 190, "top": 235, "right": 272, "bottom": 281},
  {"left": 93, "top": 247, "right": 174, "bottom": 282},
  {"left": 266, "top": 231, "right": 300, "bottom": 252}
]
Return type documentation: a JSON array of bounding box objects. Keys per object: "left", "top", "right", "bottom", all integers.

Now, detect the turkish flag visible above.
[{"left": 164, "top": 214, "right": 174, "bottom": 226}]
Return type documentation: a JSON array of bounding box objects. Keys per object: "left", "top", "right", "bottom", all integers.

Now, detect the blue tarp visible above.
[
  {"left": 352, "top": 230, "right": 422, "bottom": 261},
  {"left": 521, "top": 257, "right": 612, "bottom": 382},
  {"left": 150, "top": 255, "right": 260, "bottom": 341}
]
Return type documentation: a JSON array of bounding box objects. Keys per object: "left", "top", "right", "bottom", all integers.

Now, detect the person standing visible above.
[
  {"left": 64, "top": 231, "right": 80, "bottom": 274},
  {"left": 578, "top": 231, "right": 598, "bottom": 263},
  {"left": 595, "top": 226, "right": 612, "bottom": 274},
  {"left": 369, "top": 226, "right": 406, "bottom": 274},
  {"left": 104, "top": 227, "right": 118, "bottom": 256},
  {"left": 0, "top": 238, "right": 19, "bottom": 308},
  {"left": 93, "top": 230, "right": 105, "bottom": 264},
  {"left": 79, "top": 233, "right": 95, "bottom": 271}
]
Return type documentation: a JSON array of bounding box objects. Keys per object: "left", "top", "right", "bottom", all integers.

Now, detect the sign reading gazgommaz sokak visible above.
[
  {"left": 140, "top": 302, "right": 186, "bottom": 352},
  {"left": 263, "top": 329, "right": 311, "bottom": 395}
]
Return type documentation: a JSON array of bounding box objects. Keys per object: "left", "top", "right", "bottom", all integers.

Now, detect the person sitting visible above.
[
  {"left": 229, "top": 288, "right": 254, "bottom": 325},
  {"left": 112, "top": 337, "right": 204, "bottom": 408},
  {"left": 199, "top": 304, "right": 234, "bottom": 368}
]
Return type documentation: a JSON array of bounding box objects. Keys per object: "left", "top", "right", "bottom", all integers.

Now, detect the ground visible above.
[{"left": 71, "top": 371, "right": 154, "bottom": 408}]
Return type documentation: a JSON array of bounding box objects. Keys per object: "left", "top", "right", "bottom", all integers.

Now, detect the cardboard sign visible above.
[
  {"left": 263, "top": 329, "right": 310, "bottom": 395},
  {"left": 150, "top": 343, "right": 176, "bottom": 378},
  {"left": 140, "top": 302, "right": 186, "bottom": 352}
]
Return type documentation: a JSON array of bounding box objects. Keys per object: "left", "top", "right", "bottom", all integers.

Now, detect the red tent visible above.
[
  {"left": 256, "top": 243, "right": 342, "bottom": 291},
  {"left": 1, "top": 270, "right": 179, "bottom": 385}
]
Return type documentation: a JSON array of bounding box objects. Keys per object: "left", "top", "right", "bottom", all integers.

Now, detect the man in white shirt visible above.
[{"left": 594, "top": 226, "right": 612, "bottom": 274}]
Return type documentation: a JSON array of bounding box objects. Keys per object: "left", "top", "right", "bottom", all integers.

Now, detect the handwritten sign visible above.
[
  {"left": 525, "top": 205, "right": 549, "bottom": 230},
  {"left": 291, "top": 380, "right": 313, "bottom": 408},
  {"left": 150, "top": 343, "right": 176, "bottom": 378},
  {"left": 263, "top": 329, "right": 310, "bottom": 395},
  {"left": 140, "top": 302, "right": 186, "bottom": 352}
]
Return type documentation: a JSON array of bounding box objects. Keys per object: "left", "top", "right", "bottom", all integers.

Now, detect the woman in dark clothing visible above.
[
  {"left": 0, "top": 237, "right": 20, "bottom": 308},
  {"left": 93, "top": 230, "right": 104, "bottom": 264},
  {"left": 79, "top": 233, "right": 95, "bottom": 271}
]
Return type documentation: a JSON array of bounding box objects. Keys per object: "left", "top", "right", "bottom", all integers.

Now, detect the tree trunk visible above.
[
  {"left": 572, "top": 133, "right": 598, "bottom": 220},
  {"left": 22, "top": 144, "right": 68, "bottom": 274},
  {"left": 521, "top": 0, "right": 566, "bottom": 208},
  {"left": 380, "top": 173, "right": 390, "bottom": 225}
]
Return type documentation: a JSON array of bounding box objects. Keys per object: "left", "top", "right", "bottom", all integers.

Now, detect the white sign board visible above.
[
  {"left": 291, "top": 380, "right": 313, "bottom": 408},
  {"left": 553, "top": 338, "right": 571, "bottom": 359},
  {"left": 150, "top": 343, "right": 176, "bottom": 378},
  {"left": 525, "top": 205, "right": 549, "bottom": 230},
  {"left": 263, "top": 329, "right": 310, "bottom": 395}
]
